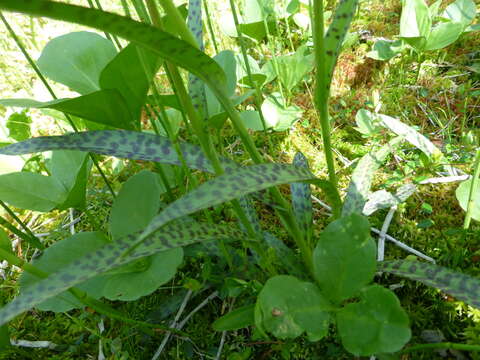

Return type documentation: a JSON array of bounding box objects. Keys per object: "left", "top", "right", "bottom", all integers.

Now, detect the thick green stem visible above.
[
  {"left": 312, "top": 0, "right": 337, "bottom": 189},
  {"left": 463, "top": 148, "right": 480, "bottom": 229}
]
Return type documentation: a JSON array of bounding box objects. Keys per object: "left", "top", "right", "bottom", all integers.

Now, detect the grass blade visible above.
[{"left": 380, "top": 260, "right": 480, "bottom": 309}]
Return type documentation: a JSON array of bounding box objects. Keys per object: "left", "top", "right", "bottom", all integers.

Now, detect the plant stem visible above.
[
  {"left": 463, "top": 148, "right": 480, "bottom": 229},
  {"left": 0, "top": 215, "right": 42, "bottom": 249},
  {"left": 0, "top": 201, "right": 43, "bottom": 249},
  {"left": 0, "top": 12, "right": 116, "bottom": 198},
  {"left": 202, "top": 0, "right": 219, "bottom": 54},
  {"left": 311, "top": 0, "right": 337, "bottom": 189}
]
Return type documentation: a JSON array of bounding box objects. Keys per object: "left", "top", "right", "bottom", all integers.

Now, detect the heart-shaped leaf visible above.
[{"left": 455, "top": 178, "right": 480, "bottom": 222}]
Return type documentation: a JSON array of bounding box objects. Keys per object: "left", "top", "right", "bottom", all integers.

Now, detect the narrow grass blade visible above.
[
  {"left": 0, "top": 221, "right": 244, "bottom": 326},
  {"left": 0, "top": 0, "right": 227, "bottom": 91},
  {"left": 325, "top": 0, "right": 359, "bottom": 85},
  {"left": 0, "top": 130, "right": 237, "bottom": 173},
  {"left": 138, "top": 163, "right": 341, "bottom": 245},
  {"left": 379, "top": 260, "right": 480, "bottom": 309},
  {"left": 290, "top": 152, "right": 313, "bottom": 241}
]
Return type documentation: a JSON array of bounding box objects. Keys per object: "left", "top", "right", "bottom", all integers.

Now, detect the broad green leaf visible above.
[
  {"left": 0, "top": 130, "right": 237, "bottom": 174},
  {"left": 379, "top": 260, "right": 480, "bottom": 309},
  {"left": 455, "top": 178, "right": 480, "bottom": 221},
  {"left": 269, "top": 45, "right": 314, "bottom": 92},
  {"left": 109, "top": 170, "right": 162, "bottom": 240},
  {"left": 354, "top": 108, "right": 382, "bottom": 135},
  {"left": 261, "top": 92, "right": 302, "bottom": 131},
  {"left": 240, "top": 110, "right": 265, "bottom": 132},
  {"left": 0, "top": 221, "right": 246, "bottom": 326},
  {"left": 0, "top": 0, "right": 227, "bottom": 91},
  {"left": 337, "top": 285, "right": 411, "bottom": 356},
  {"left": 0, "top": 172, "right": 66, "bottom": 212},
  {"left": 48, "top": 150, "right": 91, "bottom": 210},
  {"left": 20, "top": 232, "right": 111, "bottom": 312},
  {"left": 99, "top": 44, "right": 161, "bottom": 123},
  {"left": 213, "top": 304, "right": 255, "bottom": 331},
  {"left": 255, "top": 275, "right": 331, "bottom": 341},
  {"left": 342, "top": 140, "right": 398, "bottom": 216},
  {"left": 366, "top": 40, "right": 405, "bottom": 61},
  {"left": 313, "top": 214, "right": 376, "bottom": 304},
  {"left": 290, "top": 152, "right": 313, "bottom": 242},
  {"left": 235, "top": 54, "right": 266, "bottom": 87},
  {"left": 324, "top": 0, "right": 359, "bottom": 85},
  {"left": 0, "top": 90, "right": 134, "bottom": 130},
  {"left": 138, "top": 163, "right": 342, "bottom": 245},
  {"left": 238, "top": 196, "right": 262, "bottom": 236},
  {"left": 400, "top": 0, "right": 431, "bottom": 51},
  {"left": 37, "top": 31, "right": 117, "bottom": 95},
  {"left": 424, "top": 22, "right": 464, "bottom": 51},
  {"left": 441, "top": 0, "right": 476, "bottom": 28},
  {"left": 6, "top": 111, "right": 31, "bottom": 141}
]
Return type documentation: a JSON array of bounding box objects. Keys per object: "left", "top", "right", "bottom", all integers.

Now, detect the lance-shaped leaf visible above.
[
  {"left": 324, "top": 0, "right": 359, "bottom": 86},
  {"left": 363, "top": 184, "right": 416, "bottom": 216},
  {"left": 342, "top": 139, "right": 399, "bottom": 216},
  {"left": 0, "top": 90, "right": 133, "bottom": 130},
  {"left": 137, "top": 163, "right": 341, "bottom": 247},
  {"left": 290, "top": 152, "right": 313, "bottom": 242},
  {"left": 0, "top": 0, "right": 227, "bottom": 92},
  {"left": 379, "top": 260, "right": 480, "bottom": 309},
  {"left": 238, "top": 196, "right": 262, "bottom": 236},
  {"left": 0, "top": 130, "right": 237, "bottom": 174},
  {"left": 0, "top": 221, "right": 246, "bottom": 326}
]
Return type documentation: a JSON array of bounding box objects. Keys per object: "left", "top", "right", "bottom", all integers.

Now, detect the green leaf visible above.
[
  {"left": 0, "top": 228, "right": 13, "bottom": 255},
  {"left": 313, "top": 214, "right": 376, "bottom": 304},
  {"left": 6, "top": 111, "right": 31, "bottom": 141},
  {"left": 324, "top": 0, "right": 359, "bottom": 85},
  {"left": 109, "top": 170, "right": 162, "bottom": 240},
  {"left": 441, "top": 0, "right": 476, "bottom": 28},
  {"left": 456, "top": 178, "right": 480, "bottom": 221},
  {"left": 0, "top": 90, "right": 134, "bottom": 130},
  {"left": 49, "top": 150, "right": 91, "bottom": 210},
  {"left": 255, "top": 275, "right": 331, "bottom": 341},
  {"left": 0, "top": 0, "right": 227, "bottom": 91},
  {"left": 400, "top": 0, "right": 431, "bottom": 51},
  {"left": 367, "top": 39, "right": 405, "bottom": 61},
  {"left": 99, "top": 43, "right": 161, "bottom": 123},
  {"left": 1, "top": 221, "right": 246, "bottom": 326},
  {"left": 0, "top": 130, "right": 237, "bottom": 174},
  {"left": 260, "top": 92, "right": 302, "bottom": 131},
  {"left": 342, "top": 140, "right": 398, "bottom": 216},
  {"left": 379, "top": 260, "right": 480, "bottom": 309},
  {"left": 336, "top": 285, "right": 411, "bottom": 356},
  {"left": 0, "top": 172, "right": 66, "bottom": 212},
  {"left": 424, "top": 22, "right": 464, "bottom": 51},
  {"left": 139, "top": 163, "right": 341, "bottom": 245},
  {"left": 290, "top": 152, "right": 313, "bottom": 241},
  {"left": 363, "top": 184, "right": 416, "bottom": 216},
  {"left": 37, "top": 31, "right": 117, "bottom": 95},
  {"left": 0, "top": 323, "right": 9, "bottom": 351},
  {"left": 213, "top": 304, "right": 255, "bottom": 331},
  {"left": 20, "top": 232, "right": 110, "bottom": 312},
  {"left": 270, "top": 45, "right": 314, "bottom": 92}
]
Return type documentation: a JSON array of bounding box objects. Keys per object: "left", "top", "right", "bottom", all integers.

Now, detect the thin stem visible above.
[
  {"left": 0, "top": 201, "right": 43, "bottom": 249},
  {"left": 202, "top": 0, "right": 219, "bottom": 54},
  {"left": 311, "top": 0, "right": 337, "bottom": 189},
  {"left": 463, "top": 148, "right": 480, "bottom": 229},
  {"left": 0, "top": 12, "right": 116, "bottom": 198},
  {"left": 0, "top": 214, "right": 44, "bottom": 250}
]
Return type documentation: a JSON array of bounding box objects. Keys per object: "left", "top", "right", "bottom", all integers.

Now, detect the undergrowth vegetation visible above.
[{"left": 0, "top": 0, "right": 479, "bottom": 358}]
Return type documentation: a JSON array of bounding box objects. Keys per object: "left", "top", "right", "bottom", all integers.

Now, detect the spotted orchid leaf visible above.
[
  {"left": 0, "top": 130, "right": 237, "bottom": 174},
  {"left": 324, "top": 0, "right": 359, "bottom": 88},
  {"left": 290, "top": 152, "right": 313, "bottom": 243},
  {"left": 136, "top": 163, "right": 342, "bottom": 248},
  {"left": 0, "top": 0, "right": 227, "bottom": 92},
  {"left": 0, "top": 221, "right": 245, "bottom": 326},
  {"left": 379, "top": 260, "right": 480, "bottom": 309}
]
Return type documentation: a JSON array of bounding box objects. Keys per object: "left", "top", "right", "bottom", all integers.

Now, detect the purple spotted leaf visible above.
[
  {"left": 290, "top": 152, "right": 313, "bottom": 243},
  {"left": 324, "top": 0, "right": 359, "bottom": 89},
  {"left": 379, "top": 260, "right": 480, "bottom": 309},
  {"left": 0, "top": 221, "right": 246, "bottom": 326},
  {"left": 0, "top": 0, "right": 227, "bottom": 92},
  {"left": 0, "top": 130, "right": 237, "bottom": 174},
  {"left": 136, "top": 163, "right": 342, "bottom": 249}
]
